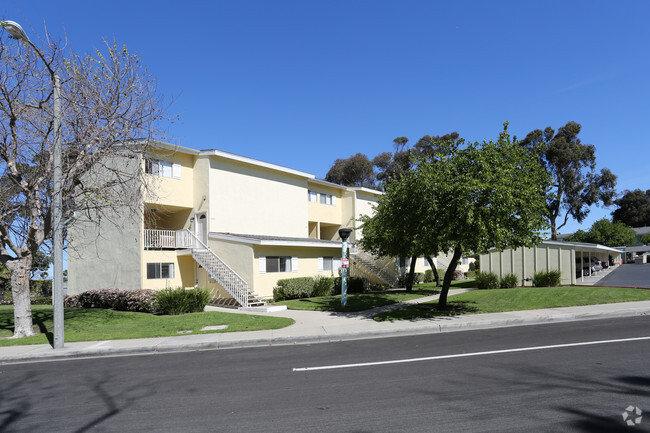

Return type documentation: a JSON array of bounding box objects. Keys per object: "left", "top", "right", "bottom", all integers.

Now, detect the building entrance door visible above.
[{"left": 196, "top": 213, "right": 207, "bottom": 245}]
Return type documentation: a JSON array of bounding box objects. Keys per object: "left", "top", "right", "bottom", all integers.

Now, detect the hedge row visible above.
[{"left": 273, "top": 276, "right": 371, "bottom": 301}]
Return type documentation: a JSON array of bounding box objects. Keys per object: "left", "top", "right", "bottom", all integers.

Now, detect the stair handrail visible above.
[
  {"left": 351, "top": 248, "right": 398, "bottom": 286},
  {"left": 182, "top": 229, "right": 249, "bottom": 307}
]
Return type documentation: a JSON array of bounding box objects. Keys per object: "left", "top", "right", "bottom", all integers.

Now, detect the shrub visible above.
[
  {"left": 312, "top": 276, "right": 334, "bottom": 297},
  {"left": 532, "top": 270, "right": 562, "bottom": 287},
  {"left": 452, "top": 269, "right": 465, "bottom": 280},
  {"left": 423, "top": 269, "right": 434, "bottom": 283},
  {"left": 397, "top": 272, "right": 421, "bottom": 288},
  {"left": 155, "top": 287, "right": 211, "bottom": 315},
  {"left": 332, "top": 276, "right": 368, "bottom": 294},
  {"left": 273, "top": 277, "right": 315, "bottom": 301},
  {"left": 468, "top": 261, "right": 476, "bottom": 272},
  {"left": 33, "top": 296, "right": 52, "bottom": 305},
  {"left": 499, "top": 273, "right": 519, "bottom": 289},
  {"left": 368, "top": 282, "right": 388, "bottom": 291},
  {"left": 465, "top": 270, "right": 477, "bottom": 279},
  {"left": 64, "top": 289, "right": 158, "bottom": 313},
  {"left": 475, "top": 272, "right": 500, "bottom": 290}
]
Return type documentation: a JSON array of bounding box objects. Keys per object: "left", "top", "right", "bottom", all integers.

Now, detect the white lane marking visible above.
[{"left": 293, "top": 336, "right": 650, "bottom": 372}]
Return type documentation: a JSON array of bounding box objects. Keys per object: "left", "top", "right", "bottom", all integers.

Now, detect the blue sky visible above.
[{"left": 3, "top": 0, "right": 649, "bottom": 235}]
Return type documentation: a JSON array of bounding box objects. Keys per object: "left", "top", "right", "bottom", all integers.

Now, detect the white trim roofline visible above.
[
  {"left": 211, "top": 232, "right": 342, "bottom": 248},
  {"left": 201, "top": 149, "right": 315, "bottom": 179},
  {"left": 542, "top": 240, "right": 623, "bottom": 253}
]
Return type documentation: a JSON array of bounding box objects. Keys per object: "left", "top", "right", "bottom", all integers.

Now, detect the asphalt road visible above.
[
  {"left": 597, "top": 264, "right": 650, "bottom": 288},
  {"left": 1, "top": 316, "right": 649, "bottom": 433}
]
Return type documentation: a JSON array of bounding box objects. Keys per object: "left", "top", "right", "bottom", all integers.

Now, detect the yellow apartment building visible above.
[{"left": 68, "top": 141, "right": 411, "bottom": 307}]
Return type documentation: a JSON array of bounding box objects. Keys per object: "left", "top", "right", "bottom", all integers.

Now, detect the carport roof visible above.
[{"left": 545, "top": 240, "right": 623, "bottom": 254}]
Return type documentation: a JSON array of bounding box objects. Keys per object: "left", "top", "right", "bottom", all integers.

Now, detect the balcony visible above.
[{"left": 144, "top": 229, "right": 197, "bottom": 249}]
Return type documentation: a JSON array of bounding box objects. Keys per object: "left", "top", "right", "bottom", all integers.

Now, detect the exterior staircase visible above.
[
  {"left": 350, "top": 249, "right": 398, "bottom": 287},
  {"left": 186, "top": 232, "right": 265, "bottom": 308}
]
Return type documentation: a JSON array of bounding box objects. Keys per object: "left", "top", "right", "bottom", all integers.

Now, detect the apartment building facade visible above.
[{"left": 68, "top": 142, "right": 405, "bottom": 305}]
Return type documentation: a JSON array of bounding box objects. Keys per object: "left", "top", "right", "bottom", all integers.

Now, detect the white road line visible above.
[{"left": 292, "top": 336, "right": 650, "bottom": 372}]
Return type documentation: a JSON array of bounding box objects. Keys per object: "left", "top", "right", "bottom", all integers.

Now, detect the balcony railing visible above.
[{"left": 144, "top": 229, "right": 196, "bottom": 249}]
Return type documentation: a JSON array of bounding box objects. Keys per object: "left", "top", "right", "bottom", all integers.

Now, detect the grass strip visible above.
[
  {"left": 0, "top": 306, "right": 294, "bottom": 347},
  {"left": 374, "top": 286, "right": 650, "bottom": 321},
  {"left": 277, "top": 289, "right": 440, "bottom": 312}
]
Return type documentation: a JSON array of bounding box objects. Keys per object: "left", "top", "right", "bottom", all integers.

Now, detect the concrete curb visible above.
[{"left": 1, "top": 306, "right": 648, "bottom": 364}]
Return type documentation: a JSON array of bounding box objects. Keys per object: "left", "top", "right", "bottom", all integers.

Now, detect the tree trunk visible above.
[
  {"left": 425, "top": 256, "right": 440, "bottom": 286},
  {"left": 437, "top": 245, "right": 463, "bottom": 310},
  {"left": 7, "top": 257, "right": 35, "bottom": 338},
  {"left": 405, "top": 255, "right": 418, "bottom": 292}
]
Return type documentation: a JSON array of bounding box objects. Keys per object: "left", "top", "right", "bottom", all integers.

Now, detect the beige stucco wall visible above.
[
  {"left": 208, "top": 157, "right": 309, "bottom": 237},
  {"left": 144, "top": 150, "right": 195, "bottom": 208},
  {"left": 480, "top": 243, "right": 576, "bottom": 286},
  {"left": 307, "top": 183, "right": 344, "bottom": 226},
  {"left": 252, "top": 245, "right": 342, "bottom": 298},
  {"left": 353, "top": 190, "right": 379, "bottom": 242},
  {"left": 141, "top": 250, "right": 195, "bottom": 290}
]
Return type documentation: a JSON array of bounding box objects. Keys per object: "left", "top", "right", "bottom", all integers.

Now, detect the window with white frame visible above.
[
  {"left": 319, "top": 256, "right": 341, "bottom": 272},
  {"left": 147, "top": 262, "right": 174, "bottom": 279},
  {"left": 461, "top": 257, "right": 469, "bottom": 265},
  {"left": 260, "top": 256, "right": 296, "bottom": 273},
  {"left": 320, "top": 193, "right": 335, "bottom": 205},
  {"left": 308, "top": 190, "right": 318, "bottom": 203},
  {"left": 145, "top": 158, "right": 181, "bottom": 179}
]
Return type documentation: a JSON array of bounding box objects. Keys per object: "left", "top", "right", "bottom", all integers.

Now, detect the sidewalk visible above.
[{"left": 1, "top": 289, "right": 649, "bottom": 364}]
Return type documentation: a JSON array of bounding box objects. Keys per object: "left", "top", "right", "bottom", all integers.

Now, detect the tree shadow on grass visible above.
[
  {"left": 373, "top": 300, "right": 480, "bottom": 322},
  {"left": 293, "top": 289, "right": 441, "bottom": 315}
]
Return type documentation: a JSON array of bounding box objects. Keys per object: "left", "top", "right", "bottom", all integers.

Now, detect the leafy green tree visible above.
[
  {"left": 520, "top": 121, "right": 617, "bottom": 240},
  {"left": 612, "top": 189, "right": 650, "bottom": 228},
  {"left": 325, "top": 153, "right": 375, "bottom": 188},
  {"left": 640, "top": 234, "right": 650, "bottom": 245},
  {"left": 362, "top": 124, "right": 550, "bottom": 308},
  {"left": 359, "top": 170, "right": 437, "bottom": 291},
  {"left": 566, "top": 218, "right": 635, "bottom": 247}
]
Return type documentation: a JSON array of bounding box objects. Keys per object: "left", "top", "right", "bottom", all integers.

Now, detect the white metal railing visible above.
[
  {"left": 144, "top": 229, "right": 178, "bottom": 249},
  {"left": 183, "top": 230, "right": 249, "bottom": 307},
  {"left": 144, "top": 229, "right": 198, "bottom": 249},
  {"left": 350, "top": 248, "right": 398, "bottom": 286},
  {"left": 143, "top": 229, "right": 250, "bottom": 306}
]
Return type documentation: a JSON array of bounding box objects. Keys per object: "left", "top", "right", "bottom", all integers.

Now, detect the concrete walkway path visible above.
[{"left": 1, "top": 289, "right": 649, "bottom": 364}]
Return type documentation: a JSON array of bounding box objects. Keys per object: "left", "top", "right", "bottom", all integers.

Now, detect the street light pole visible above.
[
  {"left": 338, "top": 228, "right": 352, "bottom": 307},
  {"left": 1, "top": 20, "right": 65, "bottom": 349}
]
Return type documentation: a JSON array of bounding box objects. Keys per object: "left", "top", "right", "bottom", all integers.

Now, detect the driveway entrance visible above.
[{"left": 593, "top": 264, "right": 650, "bottom": 288}]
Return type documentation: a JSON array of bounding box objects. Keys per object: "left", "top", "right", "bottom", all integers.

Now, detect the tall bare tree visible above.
[{"left": 0, "top": 25, "right": 167, "bottom": 337}]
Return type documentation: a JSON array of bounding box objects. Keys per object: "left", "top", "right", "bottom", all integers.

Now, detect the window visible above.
[
  {"left": 399, "top": 257, "right": 411, "bottom": 268},
  {"left": 145, "top": 158, "right": 180, "bottom": 179},
  {"left": 461, "top": 257, "right": 469, "bottom": 265},
  {"left": 319, "top": 257, "right": 341, "bottom": 272},
  {"left": 320, "top": 193, "right": 335, "bottom": 205},
  {"left": 147, "top": 262, "right": 174, "bottom": 279},
  {"left": 308, "top": 190, "right": 318, "bottom": 203},
  {"left": 265, "top": 256, "right": 292, "bottom": 273}
]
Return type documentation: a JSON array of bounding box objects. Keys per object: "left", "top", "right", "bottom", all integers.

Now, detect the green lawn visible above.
[
  {"left": 0, "top": 306, "right": 295, "bottom": 346},
  {"left": 276, "top": 280, "right": 474, "bottom": 312},
  {"left": 276, "top": 288, "right": 440, "bottom": 312},
  {"left": 374, "top": 286, "right": 650, "bottom": 321}
]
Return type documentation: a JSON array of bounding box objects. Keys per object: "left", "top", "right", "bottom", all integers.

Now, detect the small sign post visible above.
[{"left": 338, "top": 228, "right": 353, "bottom": 307}]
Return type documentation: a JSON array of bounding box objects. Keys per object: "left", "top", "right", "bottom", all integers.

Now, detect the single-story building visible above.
[{"left": 479, "top": 240, "right": 623, "bottom": 286}]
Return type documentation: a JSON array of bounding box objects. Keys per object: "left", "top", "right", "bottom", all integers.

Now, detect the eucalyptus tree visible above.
[
  {"left": 612, "top": 189, "right": 650, "bottom": 228},
  {"left": 0, "top": 25, "right": 167, "bottom": 337},
  {"left": 520, "top": 121, "right": 617, "bottom": 240}
]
